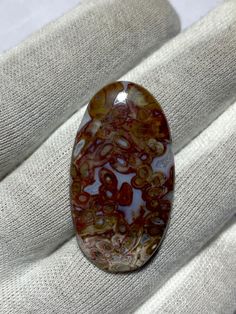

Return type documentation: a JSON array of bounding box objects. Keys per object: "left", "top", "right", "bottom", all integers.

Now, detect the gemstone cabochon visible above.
[{"left": 70, "top": 81, "right": 175, "bottom": 272}]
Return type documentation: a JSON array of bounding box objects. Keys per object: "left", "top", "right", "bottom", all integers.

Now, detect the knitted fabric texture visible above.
[{"left": 0, "top": 0, "right": 235, "bottom": 313}]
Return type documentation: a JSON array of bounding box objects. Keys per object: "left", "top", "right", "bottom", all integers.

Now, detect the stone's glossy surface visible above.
[{"left": 70, "top": 81, "right": 175, "bottom": 272}]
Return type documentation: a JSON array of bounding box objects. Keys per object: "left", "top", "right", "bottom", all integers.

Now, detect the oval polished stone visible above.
[{"left": 70, "top": 81, "right": 175, "bottom": 272}]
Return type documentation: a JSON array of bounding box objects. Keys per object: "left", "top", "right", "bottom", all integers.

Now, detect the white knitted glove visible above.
[{"left": 0, "top": 0, "right": 235, "bottom": 313}]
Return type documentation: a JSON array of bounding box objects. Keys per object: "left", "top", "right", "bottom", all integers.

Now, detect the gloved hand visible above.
[{"left": 0, "top": 0, "right": 235, "bottom": 313}]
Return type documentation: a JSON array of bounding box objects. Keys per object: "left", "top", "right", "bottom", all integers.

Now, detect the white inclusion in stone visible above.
[
  {"left": 114, "top": 91, "right": 127, "bottom": 104},
  {"left": 151, "top": 144, "right": 174, "bottom": 176},
  {"left": 73, "top": 139, "right": 85, "bottom": 158},
  {"left": 117, "top": 158, "right": 126, "bottom": 165},
  {"left": 116, "top": 137, "right": 129, "bottom": 149},
  {"left": 106, "top": 190, "right": 113, "bottom": 198}
]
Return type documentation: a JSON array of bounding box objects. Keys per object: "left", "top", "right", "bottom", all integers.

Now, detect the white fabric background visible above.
[
  {"left": 0, "top": 0, "right": 235, "bottom": 313},
  {"left": 135, "top": 217, "right": 236, "bottom": 314},
  {"left": 0, "top": 0, "right": 223, "bottom": 53}
]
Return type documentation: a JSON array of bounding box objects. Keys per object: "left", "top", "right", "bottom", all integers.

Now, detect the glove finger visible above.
[
  {"left": 135, "top": 217, "right": 236, "bottom": 314},
  {"left": 0, "top": 0, "right": 235, "bottom": 270},
  {"left": 1, "top": 102, "right": 235, "bottom": 312},
  {"left": 124, "top": 0, "right": 236, "bottom": 153},
  {"left": 0, "top": 0, "right": 180, "bottom": 180}
]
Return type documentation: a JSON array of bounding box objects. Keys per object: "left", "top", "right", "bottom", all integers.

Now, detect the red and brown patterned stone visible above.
[{"left": 70, "top": 81, "right": 175, "bottom": 272}]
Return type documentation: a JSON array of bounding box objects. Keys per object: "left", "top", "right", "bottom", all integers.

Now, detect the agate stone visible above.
[{"left": 70, "top": 81, "right": 174, "bottom": 272}]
